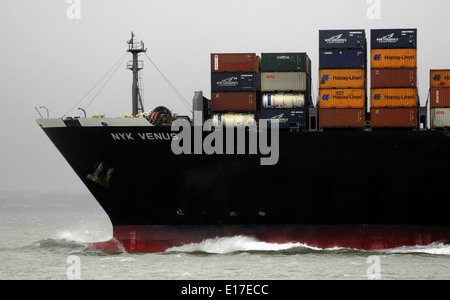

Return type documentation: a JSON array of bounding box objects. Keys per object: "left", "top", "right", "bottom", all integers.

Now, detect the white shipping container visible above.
[
  {"left": 261, "top": 72, "right": 310, "bottom": 92},
  {"left": 212, "top": 113, "right": 256, "bottom": 127},
  {"left": 431, "top": 108, "right": 450, "bottom": 128},
  {"left": 262, "top": 93, "right": 306, "bottom": 109}
]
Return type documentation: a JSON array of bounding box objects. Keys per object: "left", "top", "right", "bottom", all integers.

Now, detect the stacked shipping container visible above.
[
  {"left": 210, "top": 53, "right": 260, "bottom": 126},
  {"left": 370, "top": 29, "right": 418, "bottom": 128},
  {"left": 318, "top": 30, "right": 367, "bottom": 129},
  {"left": 430, "top": 70, "right": 450, "bottom": 128},
  {"left": 260, "top": 53, "right": 312, "bottom": 129}
]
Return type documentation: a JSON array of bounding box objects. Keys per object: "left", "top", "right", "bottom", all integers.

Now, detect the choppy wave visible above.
[
  {"left": 378, "top": 242, "right": 450, "bottom": 256},
  {"left": 165, "top": 235, "right": 450, "bottom": 256},
  {"left": 16, "top": 238, "right": 89, "bottom": 254},
  {"left": 55, "top": 229, "right": 111, "bottom": 244},
  {"left": 8, "top": 238, "right": 114, "bottom": 256},
  {"left": 9, "top": 229, "right": 116, "bottom": 255},
  {"left": 165, "top": 235, "right": 344, "bottom": 255},
  {"left": 6, "top": 235, "right": 449, "bottom": 257}
]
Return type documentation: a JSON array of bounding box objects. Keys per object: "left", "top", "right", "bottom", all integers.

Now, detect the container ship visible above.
[{"left": 36, "top": 30, "right": 450, "bottom": 253}]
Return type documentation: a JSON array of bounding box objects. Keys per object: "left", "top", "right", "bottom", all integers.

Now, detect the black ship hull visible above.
[{"left": 37, "top": 118, "right": 450, "bottom": 252}]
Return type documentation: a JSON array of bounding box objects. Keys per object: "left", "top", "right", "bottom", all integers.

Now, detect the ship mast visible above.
[{"left": 127, "top": 32, "right": 147, "bottom": 115}]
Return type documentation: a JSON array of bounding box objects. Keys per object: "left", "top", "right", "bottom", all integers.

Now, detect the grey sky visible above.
[{"left": 1, "top": 0, "right": 449, "bottom": 193}]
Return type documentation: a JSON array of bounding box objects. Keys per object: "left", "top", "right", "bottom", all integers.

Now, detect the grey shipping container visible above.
[
  {"left": 319, "top": 29, "right": 366, "bottom": 50},
  {"left": 261, "top": 53, "right": 311, "bottom": 74},
  {"left": 319, "top": 49, "right": 366, "bottom": 69},
  {"left": 431, "top": 108, "right": 450, "bottom": 128},
  {"left": 261, "top": 72, "right": 311, "bottom": 92},
  {"left": 211, "top": 72, "right": 260, "bottom": 92},
  {"left": 371, "top": 29, "right": 417, "bottom": 49}
]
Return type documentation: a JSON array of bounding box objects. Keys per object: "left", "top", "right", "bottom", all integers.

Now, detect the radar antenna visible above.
[{"left": 127, "top": 32, "right": 147, "bottom": 115}]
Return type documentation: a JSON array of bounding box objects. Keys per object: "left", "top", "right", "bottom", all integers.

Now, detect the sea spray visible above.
[{"left": 165, "top": 235, "right": 318, "bottom": 254}]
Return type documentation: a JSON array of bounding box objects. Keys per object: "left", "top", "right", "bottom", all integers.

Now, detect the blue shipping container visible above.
[
  {"left": 319, "top": 50, "right": 366, "bottom": 69},
  {"left": 260, "top": 108, "right": 307, "bottom": 129},
  {"left": 319, "top": 30, "right": 366, "bottom": 50},
  {"left": 211, "top": 72, "right": 258, "bottom": 92},
  {"left": 371, "top": 29, "right": 417, "bottom": 49}
]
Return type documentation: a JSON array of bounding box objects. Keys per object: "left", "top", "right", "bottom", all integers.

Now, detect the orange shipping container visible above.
[
  {"left": 211, "top": 53, "right": 260, "bottom": 72},
  {"left": 430, "top": 87, "right": 450, "bottom": 108},
  {"left": 371, "top": 88, "right": 418, "bottom": 108},
  {"left": 319, "top": 69, "right": 365, "bottom": 89},
  {"left": 319, "top": 89, "right": 365, "bottom": 108},
  {"left": 371, "top": 49, "right": 417, "bottom": 69},
  {"left": 319, "top": 108, "right": 365, "bottom": 129},
  {"left": 430, "top": 69, "right": 450, "bottom": 88},
  {"left": 371, "top": 108, "right": 417, "bottom": 128}
]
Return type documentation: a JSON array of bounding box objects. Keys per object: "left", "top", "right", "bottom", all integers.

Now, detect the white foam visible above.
[
  {"left": 165, "top": 235, "right": 315, "bottom": 254},
  {"left": 55, "top": 229, "right": 111, "bottom": 243},
  {"left": 381, "top": 243, "right": 450, "bottom": 255},
  {"left": 56, "top": 230, "right": 75, "bottom": 241}
]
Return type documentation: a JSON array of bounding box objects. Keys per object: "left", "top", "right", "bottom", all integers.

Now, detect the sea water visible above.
[{"left": 0, "top": 193, "right": 449, "bottom": 281}]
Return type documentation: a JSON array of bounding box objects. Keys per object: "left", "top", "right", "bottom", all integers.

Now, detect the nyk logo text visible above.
[
  {"left": 376, "top": 33, "right": 399, "bottom": 44},
  {"left": 324, "top": 34, "right": 347, "bottom": 44},
  {"left": 216, "top": 77, "right": 238, "bottom": 87}
]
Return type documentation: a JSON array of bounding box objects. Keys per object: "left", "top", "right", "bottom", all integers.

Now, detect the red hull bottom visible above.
[{"left": 87, "top": 225, "right": 450, "bottom": 253}]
